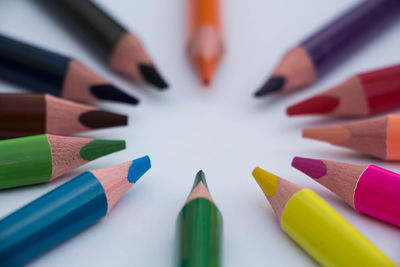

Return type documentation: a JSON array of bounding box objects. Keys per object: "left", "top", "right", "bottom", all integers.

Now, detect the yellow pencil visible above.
[{"left": 252, "top": 167, "right": 396, "bottom": 266}]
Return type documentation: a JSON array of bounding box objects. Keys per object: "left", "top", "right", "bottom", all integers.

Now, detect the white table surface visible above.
[{"left": 0, "top": 0, "right": 400, "bottom": 266}]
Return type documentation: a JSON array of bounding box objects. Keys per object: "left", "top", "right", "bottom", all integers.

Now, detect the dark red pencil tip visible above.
[
  {"left": 287, "top": 96, "right": 339, "bottom": 116},
  {"left": 291, "top": 157, "right": 327, "bottom": 179},
  {"left": 79, "top": 110, "right": 128, "bottom": 129}
]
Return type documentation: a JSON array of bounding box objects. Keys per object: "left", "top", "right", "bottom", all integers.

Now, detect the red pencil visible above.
[{"left": 287, "top": 64, "right": 400, "bottom": 117}]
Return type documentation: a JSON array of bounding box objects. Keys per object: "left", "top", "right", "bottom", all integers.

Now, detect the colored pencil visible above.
[
  {"left": 187, "top": 0, "right": 224, "bottom": 85},
  {"left": 254, "top": 0, "right": 400, "bottom": 97},
  {"left": 0, "top": 156, "right": 150, "bottom": 266},
  {"left": 176, "top": 170, "right": 223, "bottom": 267},
  {"left": 252, "top": 167, "right": 395, "bottom": 266},
  {"left": 43, "top": 0, "right": 168, "bottom": 89},
  {"left": 0, "top": 93, "right": 127, "bottom": 139},
  {"left": 0, "top": 34, "right": 139, "bottom": 105},
  {"left": 303, "top": 114, "right": 400, "bottom": 160},
  {"left": 287, "top": 64, "right": 400, "bottom": 116},
  {"left": 0, "top": 134, "right": 125, "bottom": 189},
  {"left": 292, "top": 156, "right": 400, "bottom": 227}
]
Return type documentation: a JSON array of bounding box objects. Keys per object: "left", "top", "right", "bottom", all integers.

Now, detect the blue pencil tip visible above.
[{"left": 128, "top": 156, "right": 151, "bottom": 183}]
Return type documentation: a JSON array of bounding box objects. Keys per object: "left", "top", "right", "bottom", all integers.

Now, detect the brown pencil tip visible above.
[
  {"left": 79, "top": 110, "right": 128, "bottom": 129},
  {"left": 303, "top": 125, "right": 350, "bottom": 144},
  {"left": 139, "top": 64, "right": 168, "bottom": 90},
  {"left": 254, "top": 76, "right": 285, "bottom": 97}
]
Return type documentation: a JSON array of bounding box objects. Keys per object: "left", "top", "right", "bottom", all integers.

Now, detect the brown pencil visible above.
[
  {"left": 303, "top": 114, "right": 400, "bottom": 160},
  {"left": 0, "top": 93, "right": 127, "bottom": 139}
]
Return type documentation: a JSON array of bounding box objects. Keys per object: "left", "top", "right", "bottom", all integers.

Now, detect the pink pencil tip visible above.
[{"left": 291, "top": 157, "right": 327, "bottom": 179}]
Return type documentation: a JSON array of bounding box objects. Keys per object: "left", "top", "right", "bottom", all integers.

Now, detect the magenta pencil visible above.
[{"left": 292, "top": 156, "right": 400, "bottom": 227}]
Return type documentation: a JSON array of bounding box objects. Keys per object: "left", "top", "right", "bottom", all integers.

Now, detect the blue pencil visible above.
[{"left": 0, "top": 156, "right": 151, "bottom": 267}]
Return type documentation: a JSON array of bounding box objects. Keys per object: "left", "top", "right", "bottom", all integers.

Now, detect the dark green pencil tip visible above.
[
  {"left": 192, "top": 170, "right": 209, "bottom": 191},
  {"left": 80, "top": 139, "right": 126, "bottom": 161}
]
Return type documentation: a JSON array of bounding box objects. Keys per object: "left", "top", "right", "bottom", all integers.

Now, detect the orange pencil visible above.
[{"left": 187, "top": 0, "right": 224, "bottom": 85}]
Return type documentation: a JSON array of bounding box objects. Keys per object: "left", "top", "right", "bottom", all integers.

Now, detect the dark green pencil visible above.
[{"left": 176, "top": 170, "right": 223, "bottom": 267}]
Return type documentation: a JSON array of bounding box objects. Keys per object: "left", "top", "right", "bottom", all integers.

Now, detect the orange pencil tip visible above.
[{"left": 195, "top": 57, "right": 218, "bottom": 86}]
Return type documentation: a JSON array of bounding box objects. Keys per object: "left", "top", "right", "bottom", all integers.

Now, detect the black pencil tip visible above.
[
  {"left": 139, "top": 64, "right": 168, "bottom": 90},
  {"left": 91, "top": 84, "right": 140, "bottom": 105},
  {"left": 254, "top": 76, "right": 285, "bottom": 97}
]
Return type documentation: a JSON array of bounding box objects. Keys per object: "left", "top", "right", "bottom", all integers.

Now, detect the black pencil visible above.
[
  {"left": 41, "top": 0, "right": 168, "bottom": 90},
  {"left": 0, "top": 33, "right": 139, "bottom": 105}
]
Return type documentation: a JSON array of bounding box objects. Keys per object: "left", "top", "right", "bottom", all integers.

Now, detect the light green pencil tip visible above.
[
  {"left": 80, "top": 139, "right": 126, "bottom": 161},
  {"left": 191, "top": 170, "right": 209, "bottom": 191}
]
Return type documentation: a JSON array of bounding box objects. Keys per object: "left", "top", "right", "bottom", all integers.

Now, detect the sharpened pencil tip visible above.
[
  {"left": 252, "top": 167, "right": 278, "bottom": 196},
  {"left": 128, "top": 156, "right": 151, "bottom": 183},
  {"left": 192, "top": 170, "right": 209, "bottom": 191},
  {"left": 139, "top": 64, "right": 168, "bottom": 89},
  {"left": 254, "top": 76, "right": 285, "bottom": 97},
  {"left": 195, "top": 57, "right": 217, "bottom": 86},
  {"left": 91, "top": 84, "right": 140, "bottom": 105},
  {"left": 79, "top": 110, "right": 127, "bottom": 129},
  {"left": 303, "top": 125, "right": 350, "bottom": 144},
  {"left": 80, "top": 139, "right": 126, "bottom": 161},
  {"left": 291, "top": 157, "right": 326, "bottom": 179},
  {"left": 287, "top": 96, "right": 339, "bottom": 116}
]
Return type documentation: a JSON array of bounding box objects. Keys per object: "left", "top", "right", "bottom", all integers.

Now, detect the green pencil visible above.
[
  {"left": 0, "top": 134, "right": 125, "bottom": 189},
  {"left": 176, "top": 170, "right": 223, "bottom": 267}
]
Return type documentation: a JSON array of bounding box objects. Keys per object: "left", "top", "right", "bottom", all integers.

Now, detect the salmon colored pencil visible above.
[
  {"left": 187, "top": 0, "right": 224, "bottom": 85},
  {"left": 292, "top": 157, "right": 400, "bottom": 227},
  {"left": 252, "top": 167, "right": 395, "bottom": 266},
  {"left": 303, "top": 114, "right": 400, "bottom": 160}
]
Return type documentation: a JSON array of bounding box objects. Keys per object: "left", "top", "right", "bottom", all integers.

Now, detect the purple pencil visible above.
[{"left": 254, "top": 0, "right": 400, "bottom": 97}]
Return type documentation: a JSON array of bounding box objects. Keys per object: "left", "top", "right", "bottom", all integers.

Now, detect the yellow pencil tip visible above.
[{"left": 252, "top": 167, "right": 278, "bottom": 197}]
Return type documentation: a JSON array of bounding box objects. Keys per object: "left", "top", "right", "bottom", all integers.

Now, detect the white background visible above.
[{"left": 0, "top": 0, "right": 400, "bottom": 266}]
